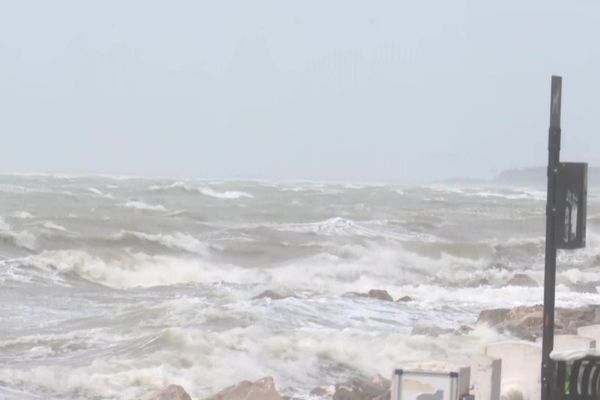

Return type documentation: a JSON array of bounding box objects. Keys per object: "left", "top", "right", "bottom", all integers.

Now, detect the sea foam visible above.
[{"left": 122, "top": 201, "right": 167, "bottom": 212}]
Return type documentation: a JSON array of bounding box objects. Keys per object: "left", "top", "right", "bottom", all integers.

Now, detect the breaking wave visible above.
[
  {"left": 13, "top": 211, "right": 34, "bottom": 219},
  {"left": 87, "top": 187, "right": 114, "bottom": 199},
  {"left": 0, "top": 230, "right": 37, "bottom": 251},
  {"left": 14, "top": 250, "right": 256, "bottom": 289},
  {"left": 198, "top": 187, "right": 253, "bottom": 199},
  {"left": 122, "top": 201, "right": 167, "bottom": 212},
  {"left": 111, "top": 231, "right": 209, "bottom": 255},
  {"left": 149, "top": 182, "right": 253, "bottom": 199},
  {"left": 0, "top": 217, "right": 37, "bottom": 250},
  {"left": 41, "top": 221, "right": 68, "bottom": 232}
]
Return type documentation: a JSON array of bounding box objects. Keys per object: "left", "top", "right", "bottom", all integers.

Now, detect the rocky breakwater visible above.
[{"left": 478, "top": 304, "right": 600, "bottom": 341}]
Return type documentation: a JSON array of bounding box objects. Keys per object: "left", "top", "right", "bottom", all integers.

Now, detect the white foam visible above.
[
  {"left": 278, "top": 217, "right": 378, "bottom": 237},
  {"left": 122, "top": 201, "right": 167, "bottom": 212},
  {"left": 149, "top": 182, "right": 253, "bottom": 199},
  {"left": 13, "top": 211, "right": 34, "bottom": 219},
  {"left": 468, "top": 189, "right": 546, "bottom": 201},
  {"left": 88, "top": 187, "right": 114, "bottom": 199},
  {"left": 112, "top": 231, "right": 209, "bottom": 255},
  {"left": 87, "top": 187, "right": 103, "bottom": 195},
  {"left": 41, "top": 221, "right": 68, "bottom": 232},
  {"left": 0, "top": 322, "right": 506, "bottom": 400},
  {"left": 560, "top": 268, "right": 600, "bottom": 284},
  {"left": 20, "top": 250, "right": 258, "bottom": 289},
  {"left": 149, "top": 181, "right": 194, "bottom": 192},
  {"left": 0, "top": 230, "right": 37, "bottom": 250},
  {"left": 198, "top": 187, "right": 253, "bottom": 199},
  {"left": 0, "top": 217, "right": 37, "bottom": 250},
  {"left": 275, "top": 217, "right": 423, "bottom": 241}
]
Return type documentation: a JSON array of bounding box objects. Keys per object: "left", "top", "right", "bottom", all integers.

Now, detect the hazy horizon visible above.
[{"left": 1, "top": 1, "right": 599, "bottom": 183}]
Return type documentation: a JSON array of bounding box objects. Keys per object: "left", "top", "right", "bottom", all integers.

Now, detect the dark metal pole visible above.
[{"left": 542, "top": 75, "right": 562, "bottom": 400}]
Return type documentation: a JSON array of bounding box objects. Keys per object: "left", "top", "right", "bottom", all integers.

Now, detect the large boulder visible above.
[
  {"left": 333, "top": 375, "right": 390, "bottom": 400},
  {"left": 478, "top": 304, "right": 600, "bottom": 340},
  {"left": 147, "top": 385, "right": 192, "bottom": 400},
  {"left": 310, "top": 385, "right": 335, "bottom": 397},
  {"left": 206, "top": 377, "right": 283, "bottom": 400},
  {"left": 343, "top": 290, "right": 394, "bottom": 302},
  {"left": 367, "top": 290, "right": 393, "bottom": 302},
  {"left": 253, "top": 290, "right": 290, "bottom": 300}
]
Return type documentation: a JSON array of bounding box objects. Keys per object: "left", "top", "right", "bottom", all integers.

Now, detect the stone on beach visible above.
[
  {"left": 147, "top": 385, "right": 192, "bottom": 400},
  {"left": 332, "top": 374, "right": 390, "bottom": 400},
  {"left": 206, "top": 377, "right": 283, "bottom": 400}
]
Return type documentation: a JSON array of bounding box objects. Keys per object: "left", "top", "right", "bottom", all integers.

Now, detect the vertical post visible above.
[{"left": 541, "top": 75, "right": 562, "bottom": 400}]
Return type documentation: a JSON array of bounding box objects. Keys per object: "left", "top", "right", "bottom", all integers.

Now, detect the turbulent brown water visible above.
[{"left": 1, "top": 175, "right": 600, "bottom": 399}]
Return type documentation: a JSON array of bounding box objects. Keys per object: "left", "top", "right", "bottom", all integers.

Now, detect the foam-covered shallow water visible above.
[{"left": 1, "top": 175, "right": 600, "bottom": 399}]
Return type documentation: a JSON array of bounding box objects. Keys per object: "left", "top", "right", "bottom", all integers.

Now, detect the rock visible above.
[
  {"left": 253, "top": 290, "right": 288, "bottom": 300},
  {"left": 456, "top": 325, "right": 474, "bottom": 334},
  {"left": 478, "top": 304, "right": 600, "bottom": 340},
  {"left": 367, "top": 290, "right": 393, "bottom": 302},
  {"left": 506, "top": 273, "right": 537, "bottom": 287},
  {"left": 147, "top": 385, "right": 192, "bottom": 400},
  {"left": 342, "top": 290, "right": 393, "bottom": 302},
  {"left": 310, "top": 386, "right": 335, "bottom": 397},
  {"left": 369, "top": 375, "right": 390, "bottom": 390},
  {"left": 333, "top": 375, "right": 390, "bottom": 400},
  {"left": 207, "top": 377, "right": 283, "bottom": 400},
  {"left": 395, "top": 296, "right": 413, "bottom": 302}
]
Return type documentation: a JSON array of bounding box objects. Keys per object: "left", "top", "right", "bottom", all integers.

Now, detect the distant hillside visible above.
[{"left": 493, "top": 166, "right": 600, "bottom": 187}]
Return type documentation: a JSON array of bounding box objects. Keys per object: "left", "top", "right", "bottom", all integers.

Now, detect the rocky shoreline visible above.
[
  {"left": 147, "top": 289, "right": 600, "bottom": 400},
  {"left": 477, "top": 304, "right": 600, "bottom": 341},
  {"left": 148, "top": 374, "right": 392, "bottom": 400}
]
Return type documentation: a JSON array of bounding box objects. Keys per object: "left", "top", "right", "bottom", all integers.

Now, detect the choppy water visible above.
[{"left": 1, "top": 175, "right": 600, "bottom": 399}]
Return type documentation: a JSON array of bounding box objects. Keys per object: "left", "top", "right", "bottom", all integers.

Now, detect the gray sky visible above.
[{"left": 1, "top": 1, "right": 599, "bottom": 183}]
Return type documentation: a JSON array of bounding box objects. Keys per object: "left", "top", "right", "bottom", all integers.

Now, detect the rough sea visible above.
[{"left": 2, "top": 175, "right": 600, "bottom": 399}]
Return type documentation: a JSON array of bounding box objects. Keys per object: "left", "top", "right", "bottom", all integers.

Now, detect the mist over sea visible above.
[{"left": 2, "top": 175, "right": 600, "bottom": 399}]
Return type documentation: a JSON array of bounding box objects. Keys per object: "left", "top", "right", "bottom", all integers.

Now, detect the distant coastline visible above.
[{"left": 443, "top": 166, "right": 599, "bottom": 187}]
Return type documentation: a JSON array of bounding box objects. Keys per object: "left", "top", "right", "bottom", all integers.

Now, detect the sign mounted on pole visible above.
[{"left": 555, "top": 162, "right": 587, "bottom": 249}]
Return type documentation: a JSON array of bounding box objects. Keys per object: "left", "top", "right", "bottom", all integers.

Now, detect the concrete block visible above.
[
  {"left": 577, "top": 325, "right": 600, "bottom": 346},
  {"left": 435, "top": 353, "right": 501, "bottom": 400},
  {"left": 486, "top": 341, "right": 541, "bottom": 400}
]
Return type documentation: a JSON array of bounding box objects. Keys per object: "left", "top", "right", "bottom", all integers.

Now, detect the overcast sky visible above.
[{"left": 0, "top": 1, "right": 599, "bottom": 183}]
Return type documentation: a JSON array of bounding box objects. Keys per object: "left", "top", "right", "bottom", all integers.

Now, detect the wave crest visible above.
[
  {"left": 15, "top": 250, "right": 257, "bottom": 289},
  {"left": 112, "top": 231, "right": 209, "bottom": 255},
  {"left": 122, "top": 201, "right": 167, "bottom": 212},
  {"left": 149, "top": 182, "right": 253, "bottom": 199}
]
